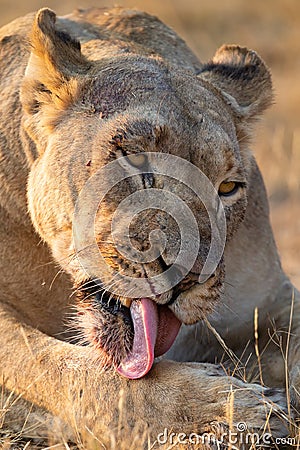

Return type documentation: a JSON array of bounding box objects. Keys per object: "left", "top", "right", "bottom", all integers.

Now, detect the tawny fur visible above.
[{"left": 0, "top": 6, "right": 299, "bottom": 447}]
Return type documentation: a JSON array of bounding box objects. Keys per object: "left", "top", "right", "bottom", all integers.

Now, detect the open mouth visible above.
[
  {"left": 76, "top": 280, "right": 182, "bottom": 379},
  {"left": 117, "top": 297, "right": 181, "bottom": 378}
]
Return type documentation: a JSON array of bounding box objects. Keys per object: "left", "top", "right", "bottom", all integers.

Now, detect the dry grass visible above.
[
  {"left": 1, "top": 330, "right": 299, "bottom": 450},
  {"left": 0, "top": 0, "right": 299, "bottom": 448}
]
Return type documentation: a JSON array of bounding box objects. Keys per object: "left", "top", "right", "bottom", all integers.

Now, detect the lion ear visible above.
[
  {"left": 21, "top": 8, "right": 91, "bottom": 145},
  {"left": 25, "top": 8, "right": 91, "bottom": 87},
  {"left": 198, "top": 45, "right": 273, "bottom": 137}
]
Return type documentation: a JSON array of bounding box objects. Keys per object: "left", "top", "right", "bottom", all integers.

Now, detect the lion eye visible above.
[
  {"left": 218, "top": 181, "right": 238, "bottom": 196},
  {"left": 126, "top": 153, "right": 147, "bottom": 168}
]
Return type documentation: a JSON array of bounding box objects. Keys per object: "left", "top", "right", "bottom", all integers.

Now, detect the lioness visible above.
[{"left": 0, "top": 6, "right": 299, "bottom": 447}]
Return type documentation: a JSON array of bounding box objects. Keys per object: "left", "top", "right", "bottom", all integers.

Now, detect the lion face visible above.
[{"left": 23, "top": 9, "right": 272, "bottom": 378}]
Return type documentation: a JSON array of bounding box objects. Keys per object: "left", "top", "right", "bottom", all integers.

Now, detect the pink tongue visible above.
[{"left": 117, "top": 298, "right": 181, "bottom": 379}]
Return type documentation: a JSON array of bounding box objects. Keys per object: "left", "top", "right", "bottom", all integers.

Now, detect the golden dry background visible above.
[{"left": 0, "top": 0, "right": 299, "bottom": 288}]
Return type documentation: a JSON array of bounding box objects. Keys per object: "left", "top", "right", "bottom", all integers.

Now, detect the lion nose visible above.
[
  {"left": 187, "top": 270, "right": 216, "bottom": 284},
  {"left": 156, "top": 256, "right": 186, "bottom": 286},
  {"left": 158, "top": 251, "right": 217, "bottom": 287}
]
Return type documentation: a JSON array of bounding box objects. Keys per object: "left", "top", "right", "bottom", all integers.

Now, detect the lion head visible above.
[{"left": 21, "top": 8, "right": 273, "bottom": 378}]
